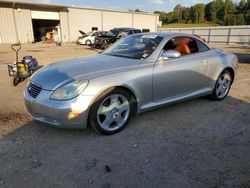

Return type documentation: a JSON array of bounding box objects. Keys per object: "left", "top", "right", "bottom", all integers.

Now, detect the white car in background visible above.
[{"left": 76, "top": 31, "right": 106, "bottom": 45}]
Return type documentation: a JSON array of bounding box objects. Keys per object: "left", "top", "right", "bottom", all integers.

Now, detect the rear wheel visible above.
[
  {"left": 89, "top": 88, "right": 132, "bottom": 135},
  {"left": 13, "top": 77, "right": 20, "bottom": 86},
  {"left": 211, "top": 70, "right": 232, "bottom": 100}
]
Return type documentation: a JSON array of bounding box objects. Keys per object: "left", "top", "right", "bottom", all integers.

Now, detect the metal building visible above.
[{"left": 0, "top": 1, "right": 160, "bottom": 44}]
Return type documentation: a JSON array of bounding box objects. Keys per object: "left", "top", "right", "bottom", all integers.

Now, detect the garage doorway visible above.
[
  {"left": 32, "top": 19, "right": 60, "bottom": 42},
  {"left": 31, "top": 10, "right": 61, "bottom": 43}
]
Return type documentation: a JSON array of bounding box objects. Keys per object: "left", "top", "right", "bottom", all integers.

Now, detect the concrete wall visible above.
[{"left": 158, "top": 25, "right": 250, "bottom": 44}]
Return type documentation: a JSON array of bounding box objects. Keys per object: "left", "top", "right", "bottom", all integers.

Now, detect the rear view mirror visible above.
[{"left": 159, "top": 50, "right": 181, "bottom": 60}]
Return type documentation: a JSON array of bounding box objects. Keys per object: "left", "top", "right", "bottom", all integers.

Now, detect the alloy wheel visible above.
[
  {"left": 215, "top": 72, "right": 231, "bottom": 99},
  {"left": 97, "top": 94, "right": 130, "bottom": 131}
]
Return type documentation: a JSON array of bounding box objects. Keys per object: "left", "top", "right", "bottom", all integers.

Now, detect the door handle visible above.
[{"left": 202, "top": 60, "right": 207, "bottom": 65}]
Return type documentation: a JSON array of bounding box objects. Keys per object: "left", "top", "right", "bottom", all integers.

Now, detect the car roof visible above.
[
  {"left": 135, "top": 32, "right": 200, "bottom": 38},
  {"left": 112, "top": 28, "right": 139, "bottom": 31}
]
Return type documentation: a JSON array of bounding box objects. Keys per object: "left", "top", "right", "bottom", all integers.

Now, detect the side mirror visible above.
[
  {"left": 117, "top": 32, "right": 128, "bottom": 39},
  {"left": 159, "top": 50, "right": 181, "bottom": 60}
]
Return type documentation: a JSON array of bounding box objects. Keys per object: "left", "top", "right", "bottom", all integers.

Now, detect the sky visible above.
[{"left": 27, "top": 0, "right": 240, "bottom": 13}]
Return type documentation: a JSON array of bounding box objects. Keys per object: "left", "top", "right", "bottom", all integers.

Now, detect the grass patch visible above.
[{"left": 161, "top": 23, "right": 220, "bottom": 28}]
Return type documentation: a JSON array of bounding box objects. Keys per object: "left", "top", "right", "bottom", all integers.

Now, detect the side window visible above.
[
  {"left": 163, "top": 37, "right": 199, "bottom": 56},
  {"left": 196, "top": 39, "right": 210, "bottom": 53},
  {"left": 142, "top": 29, "right": 150, "bottom": 32},
  {"left": 128, "top": 30, "right": 134, "bottom": 34}
]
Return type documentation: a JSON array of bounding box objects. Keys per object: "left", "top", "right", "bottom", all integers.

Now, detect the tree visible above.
[
  {"left": 225, "top": 14, "right": 237, "bottom": 25},
  {"left": 205, "top": 2, "right": 217, "bottom": 22},
  {"left": 134, "top": 9, "right": 144, "bottom": 12},
  {"left": 154, "top": 11, "right": 168, "bottom": 24},
  {"left": 239, "top": 0, "right": 247, "bottom": 9},
  {"left": 173, "top": 4, "right": 183, "bottom": 22},
  {"left": 236, "top": 14, "right": 245, "bottom": 25},
  {"left": 159, "top": 0, "right": 249, "bottom": 26},
  {"left": 223, "top": 0, "right": 236, "bottom": 20},
  {"left": 237, "top": 0, "right": 249, "bottom": 24},
  {"left": 190, "top": 4, "right": 205, "bottom": 23},
  {"left": 166, "top": 12, "right": 175, "bottom": 23},
  {"left": 182, "top": 7, "right": 191, "bottom": 23},
  {"left": 211, "top": 0, "right": 225, "bottom": 24}
]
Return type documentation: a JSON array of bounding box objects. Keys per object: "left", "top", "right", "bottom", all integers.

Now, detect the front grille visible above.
[{"left": 27, "top": 82, "right": 42, "bottom": 98}]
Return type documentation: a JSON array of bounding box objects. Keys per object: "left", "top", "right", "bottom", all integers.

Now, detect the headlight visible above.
[{"left": 50, "top": 80, "right": 88, "bottom": 100}]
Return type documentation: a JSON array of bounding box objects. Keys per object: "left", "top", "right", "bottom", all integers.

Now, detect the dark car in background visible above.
[{"left": 94, "top": 28, "right": 141, "bottom": 49}]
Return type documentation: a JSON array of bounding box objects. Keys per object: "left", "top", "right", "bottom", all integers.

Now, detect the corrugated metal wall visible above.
[
  {"left": 59, "top": 11, "right": 69, "bottom": 42},
  {"left": 14, "top": 9, "right": 33, "bottom": 43},
  {"left": 0, "top": 8, "right": 18, "bottom": 43},
  {"left": 67, "top": 8, "right": 102, "bottom": 41},
  {"left": 102, "top": 11, "right": 133, "bottom": 30},
  {"left": 0, "top": 6, "right": 159, "bottom": 43},
  {"left": 66, "top": 8, "right": 159, "bottom": 42},
  {"left": 158, "top": 26, "right": 250, "bottom": 44},
  {"left": 133, "top": 13, "right": 157, "bottom": 32}
]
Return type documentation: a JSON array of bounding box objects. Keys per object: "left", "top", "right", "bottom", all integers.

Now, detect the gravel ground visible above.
[{"left": 0, "top": 42, "right": 249, "bottom": 188}]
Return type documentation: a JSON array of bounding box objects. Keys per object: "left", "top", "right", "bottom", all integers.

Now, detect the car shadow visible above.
[
  {"left": 226, "top": 45, "right": 250, "bottom": 50},
  {"left": 86, "top": 45, "right": 103, "bottom": 54},
  {"left": 234, "top": 53, "right": 250, "bottom": 64},
  {"left": 0, "top": 95, "right": 249, "bottom": 187}
]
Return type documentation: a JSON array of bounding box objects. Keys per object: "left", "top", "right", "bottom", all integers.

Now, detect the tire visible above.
[
  {"left": 210, "top": 70, "right": 232, "bottom": 101},
  {"left": 89, "top": 88, "right": 133, "bottom": 135},
  {"left": 85, "top": 40, "right": 91, "bottom": 46},
  {"left": 100, "top": 40, "right": 108, "bottom": 50},
  {"left": 13, "top": 77, "right": 20, "bottom": 86}
]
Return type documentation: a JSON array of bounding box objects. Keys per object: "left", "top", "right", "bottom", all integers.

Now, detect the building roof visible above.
[{"left": 0, "top": 0, "right": 158, "bottom": 16}]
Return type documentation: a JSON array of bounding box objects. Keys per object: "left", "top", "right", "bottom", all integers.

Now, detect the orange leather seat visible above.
[{"left": 175, "top": 44, "right": 191, "bottom": 55}]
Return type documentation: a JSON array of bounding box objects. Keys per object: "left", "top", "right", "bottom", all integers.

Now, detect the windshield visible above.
[
  {"left": 106, "top": 29, "right": 119, "bottom": 37},
  {"left": 103, "top": 34, "right": 163, "bottom": 59},
  {"left": 86, "top": 31, "right": 94, "bottom": 36}
]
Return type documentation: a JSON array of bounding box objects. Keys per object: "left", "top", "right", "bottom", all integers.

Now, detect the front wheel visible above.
[
  {"left": 210, "top": 70, "right": 232, "bottom": 101},
  {"left": 100, "top": 39, "right": 109, "bottom": 50},
  {"left": 85, "top": 40, "right": 91, "bottom": 46},
  {"left": 89, "top": 89, "right": 132, "bottom": 135}
]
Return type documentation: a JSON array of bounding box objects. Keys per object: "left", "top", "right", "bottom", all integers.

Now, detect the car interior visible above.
[{"left": 163, "top": 37, "right": 201, "bottom": 56}]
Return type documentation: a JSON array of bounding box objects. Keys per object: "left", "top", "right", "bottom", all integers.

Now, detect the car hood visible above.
[
  {"left": 79, "top": 30, "right": 87, "bottom": 37},
  {"left": 31, "top": 54, "right": 139, "bottom": 90}
]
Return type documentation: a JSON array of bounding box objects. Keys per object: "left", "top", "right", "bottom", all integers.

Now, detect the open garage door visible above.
[{"left": 31, "top": 11, "right": 61, "bottom": 43}]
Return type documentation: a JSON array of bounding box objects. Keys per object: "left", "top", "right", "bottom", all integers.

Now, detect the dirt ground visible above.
[{"left": 0, "top": 42, "right": 249, "bottom": 188}]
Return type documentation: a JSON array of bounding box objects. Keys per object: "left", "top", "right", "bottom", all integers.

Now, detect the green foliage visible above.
[
  {"left": 173, "top": 4, "right": 183, "bottom": 22},
  {"left": 190, "top": 4, "right": 205, "bottom": 23},
  {"left": 157, "top": 0, "right": 250, "bottom": 26},
  {"left": 237, "top": 14, "right": 245, "bottom": 25},
  {"left": 129, "top": 9, "right": 144, "bottom": 13}
]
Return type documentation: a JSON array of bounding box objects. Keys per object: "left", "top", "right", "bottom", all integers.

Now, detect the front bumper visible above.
[{"left": 24, "top": 87, "right": 95, "bottom": 129}]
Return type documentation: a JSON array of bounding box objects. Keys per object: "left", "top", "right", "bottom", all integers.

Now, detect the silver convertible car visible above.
[{"left": 24, "top": 32, "right": 238, "bottom": 134}]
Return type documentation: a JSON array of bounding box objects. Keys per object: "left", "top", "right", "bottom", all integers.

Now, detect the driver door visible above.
[{"left": 153, "top": 37, "right": 210, "bottom": 102}]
